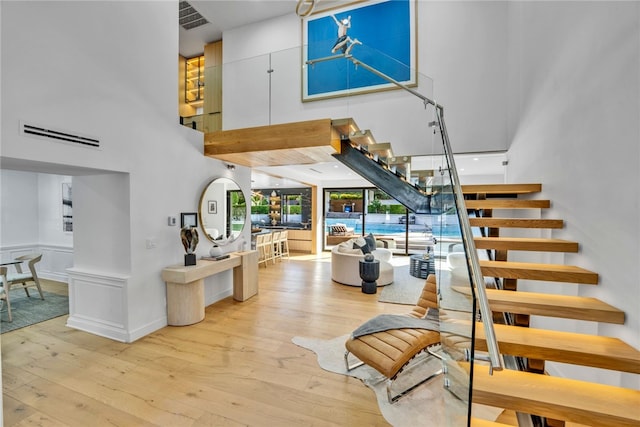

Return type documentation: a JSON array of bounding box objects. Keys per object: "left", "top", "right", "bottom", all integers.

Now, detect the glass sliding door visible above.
[
  {"left": 324, "top": 189, "right": 364, "bottom": 248},
  {"left": 363, "top": 189, "right": 407, "bottom": 254}
]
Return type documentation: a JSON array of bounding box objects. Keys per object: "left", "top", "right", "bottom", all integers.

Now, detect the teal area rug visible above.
[{"left": 1, "top": 290, "right": 69, "bottom": 333}]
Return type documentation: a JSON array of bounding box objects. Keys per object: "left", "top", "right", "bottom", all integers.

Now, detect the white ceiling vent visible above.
[{"left": 20, "top": 122, "right": 100, "bottom": 149}]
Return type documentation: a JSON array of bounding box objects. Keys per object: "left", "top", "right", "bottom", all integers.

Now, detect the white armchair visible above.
[{"left": 331, "top": 240, "right": 394, "bottom": 286}]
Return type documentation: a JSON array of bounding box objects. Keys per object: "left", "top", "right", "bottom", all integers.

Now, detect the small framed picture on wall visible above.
[
  {"left": 208, "top": 200, "right": 217, "bottom": 214},
  {"left": 181, "top": 212, "right": 198, "bottom": 228},
  {"left": 62, "top": 182, "right": 73, "bottom": 232}
]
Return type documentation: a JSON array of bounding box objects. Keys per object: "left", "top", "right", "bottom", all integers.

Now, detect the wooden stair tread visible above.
[
  {"left": 479, "top": 260, "right": 599, "bottom": 284},
  {"left": 474, "top": 237, "right": 578, "bottom": 252},
  {"left": 470, "top": 418, "right": 514, "bottom": 427},
  {"left": 475, "top": 324, "right": 640, "bottom": 374},
  {"left": 462, "top": 183, "right": 542, "bottom": 195},
  {"left": 469, "top": 217, "right": 564, "bottom": 229},
  {"left": 466, "top": 199, "right": 550, "bottom": 209},
  {"left": 469, "top": 364, "right": 640, "bottom": 427},
  {"left": 453, "top": 287, "right": 625, "bottom": 324}
]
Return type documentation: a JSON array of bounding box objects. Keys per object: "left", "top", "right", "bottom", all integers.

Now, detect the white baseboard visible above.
[{"left": 66, "top": 315, "right": 130, "bottom": 343}]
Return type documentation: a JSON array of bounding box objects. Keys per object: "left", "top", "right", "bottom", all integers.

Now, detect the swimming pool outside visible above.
[{"left": 325, "top": 218, "right": 463, "bottom": 238}]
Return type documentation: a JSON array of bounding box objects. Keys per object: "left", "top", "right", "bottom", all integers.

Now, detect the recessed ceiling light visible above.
[{"left": 473, "top": 157, "right": 479, "bottom": 161}]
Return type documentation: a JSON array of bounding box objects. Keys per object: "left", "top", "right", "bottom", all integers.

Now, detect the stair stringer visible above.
[{"left": 332, "top": 140, "right": 432, "bottom": 214}]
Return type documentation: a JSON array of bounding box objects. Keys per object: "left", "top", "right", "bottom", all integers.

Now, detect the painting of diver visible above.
[{"left": 302, "top": 0, "right": 416, "bottom": 101}]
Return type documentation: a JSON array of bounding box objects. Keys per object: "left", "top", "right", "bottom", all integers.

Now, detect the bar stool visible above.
[
  {"left": 270, "top": 231, "right": 281, "bottom": 263},
  {"left": 256, "top": 234, "right": 270, "bottom": 267},
  {"left": 279, "top": 230, "right": 290, "bottom": 259}
]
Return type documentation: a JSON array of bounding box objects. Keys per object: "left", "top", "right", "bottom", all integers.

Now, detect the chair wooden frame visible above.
[
  {"left": 9, "top": 254, "right": 45, "bottom": 300},
  {"left": 344, "top": 274, "right": 443, "bottom": 403},
  {"left": 0, "top": 267, "right": 12, "bottom": 322}
]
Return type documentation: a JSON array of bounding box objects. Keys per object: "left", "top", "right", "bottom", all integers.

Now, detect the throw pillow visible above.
[
  {"left": 338, "top": 241, "right": 361, "bottom": 255},
  {"left": 364, "top": 233, "right": 376, "bottom": 251},
  {"left": 352, "top": 237, "right": 371, "bottom": 254}
]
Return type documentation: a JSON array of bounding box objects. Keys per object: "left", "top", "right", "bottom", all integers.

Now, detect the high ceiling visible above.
[{"left": 179, "top": 1, "right": 299, "bottom": 58}]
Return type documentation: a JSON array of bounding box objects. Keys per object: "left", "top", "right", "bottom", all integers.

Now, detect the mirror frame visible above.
[{"left": 198, "top": 177, "right": 247, "bottom": 244}]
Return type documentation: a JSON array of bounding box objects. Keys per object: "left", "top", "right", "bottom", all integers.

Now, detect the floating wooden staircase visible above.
[
  {"left": 329, "top": 137, "right": 640, "bottom": 424},
  {"left": 461, "top": 183, "right": 640, "bottom": 426}
]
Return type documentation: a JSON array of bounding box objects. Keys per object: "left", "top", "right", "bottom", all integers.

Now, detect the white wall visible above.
[
  {"left": 1, "top": 2, "right": 251, "bottom": 343},
  {"left": 505, "top": 1, "right": 639, "bottom": 389},
  {"left": 0, "top": 170, "right": 39, "bottom": 247}
]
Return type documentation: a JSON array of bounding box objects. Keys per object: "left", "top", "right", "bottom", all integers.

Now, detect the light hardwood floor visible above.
[{"left": 2, "top": 253, "right": 413, "bottom": 426}]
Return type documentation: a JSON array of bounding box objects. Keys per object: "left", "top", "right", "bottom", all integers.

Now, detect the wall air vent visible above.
[
  {"left": 179, "top": 1, "right": 210, "bottom": 30},
  {"left": 20, "top": 122, "right": 100, "bottom": 149}
]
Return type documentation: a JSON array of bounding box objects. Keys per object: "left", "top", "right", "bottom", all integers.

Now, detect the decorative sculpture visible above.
[{"left": 180, "top": 226, "right": 199, "bottom": 266}]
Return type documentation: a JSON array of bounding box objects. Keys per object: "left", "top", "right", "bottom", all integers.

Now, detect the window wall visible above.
[{"left": 324, "top": 187, "right": 457, "bottom": 256}]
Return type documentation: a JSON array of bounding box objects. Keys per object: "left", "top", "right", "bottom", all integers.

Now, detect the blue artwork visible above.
[{"left": 303, "top": 0, "right": 416, "bottom": 101}]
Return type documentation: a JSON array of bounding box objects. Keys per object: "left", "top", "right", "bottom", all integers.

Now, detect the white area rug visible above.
[
  {"left": 292, "top": 335, "right": 501, "bottom": 426},
  {"left": 379, "top": 264, "right": 426, "bottom": 305},
  {"left": 379, "top": 257, "right": 441, "bottom": 305}
]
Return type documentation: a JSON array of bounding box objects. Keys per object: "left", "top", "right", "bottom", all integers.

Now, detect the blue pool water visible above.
[{"left": 326, "top": 219, "right": 462, "bottom": 238}]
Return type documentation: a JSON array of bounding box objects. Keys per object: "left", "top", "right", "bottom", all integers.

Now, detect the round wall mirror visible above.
[{"left": 198, "top": 177, "right": 247, "bottom": 244}]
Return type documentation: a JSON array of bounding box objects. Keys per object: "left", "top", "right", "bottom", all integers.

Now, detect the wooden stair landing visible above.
[
  {"left": 469, "top": 364, "right": 640, "bottom": 427},
  {"left": 204, "top": 117, "right": 364, "bottom": 168}
]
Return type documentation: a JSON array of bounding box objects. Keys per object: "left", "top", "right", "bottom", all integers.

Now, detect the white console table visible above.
[{"left": 161, "top": 251, "right": 258, "bottom": 326}]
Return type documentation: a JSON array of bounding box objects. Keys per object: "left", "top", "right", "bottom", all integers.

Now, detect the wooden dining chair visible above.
[
  {"left": 7, "top": 254, "right": 45, "bottom": 300},
  {"left": 0, "top": 266, "right": 13, "bottom": 322}
]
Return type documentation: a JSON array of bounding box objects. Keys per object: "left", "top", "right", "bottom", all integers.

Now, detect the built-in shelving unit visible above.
[
  {"left": 185, "top": 55, "right": 204, "bottom": 104},
  {"left": 179, "top": 41, "right": 222, "bottom": 133},
  {"left": 269, "top": 193, "right": 281, "bottom": 225}
]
